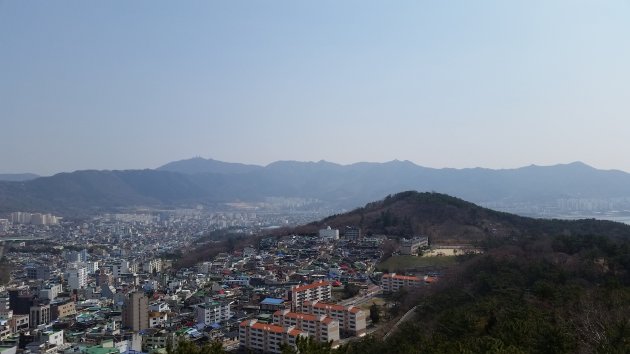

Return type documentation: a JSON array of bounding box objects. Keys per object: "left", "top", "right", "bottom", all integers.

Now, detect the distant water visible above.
[
  {"left": 549, "top": 215, "right": 630, "bottom": 225},
  {"left": 594, "top": 216, "right": 630, "bottom": 225}
]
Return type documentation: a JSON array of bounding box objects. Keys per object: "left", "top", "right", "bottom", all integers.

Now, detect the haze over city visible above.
[{"left": 2, "top": 0, "right": 630, "bottom": 175}]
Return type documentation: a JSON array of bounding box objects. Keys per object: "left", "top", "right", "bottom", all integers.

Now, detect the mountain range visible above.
[
  {"left": 0, "top": 173, "right": 39, "bottom": 182},
  {"left": 2, "top": 157, "right": 630, "bottom": 216}
]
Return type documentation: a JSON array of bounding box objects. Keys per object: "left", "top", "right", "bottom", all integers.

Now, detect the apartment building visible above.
[
  {"left": 66, "top": 266, "right": 88, "bottom": 291},
  {"left": 26, "top": 265, "right": 50, "bottom": 280},
  {"left": 194, "top": 300, "right": 233, "bottom": 325},
  {"left": 149, "top": 311, "right": 168, "bottom": 328},
  {"left": 51, "top": 301, "right": 76, "bottom": 320},
  {"left": 39, "top": 284, "right": 63, "bottom": 301},
  {"left": 239, "top": 319, "right": 307, "bottom": 354},
  {"left": 142, "top": 259, "right": 162, "bottom": 274},
  {"left": 29, "top": 304, "right": 51, "bottom": 328},
  {"left": 142, "top": 331, "right": 176, "bottom": 352},
  {"left": 381, "top": 273, "right": 421, "bottom": 292},
  {"left": 273, "top": 310, "right": 340, "bottom": 345},
  {"left": 302, "top": 301, "right": 366, "bottom": 337},
  {"left": 288, "top": 280, "right": 332, "bottom": 311},
  {"left": 123, "top": 292, "right": 149, "bottom": 332},
  {"left": 344, "top": 226, "right": 361, "bottom": 241},
  {"left": 400, "top": 237, "right": 429, "bottom": 255}
]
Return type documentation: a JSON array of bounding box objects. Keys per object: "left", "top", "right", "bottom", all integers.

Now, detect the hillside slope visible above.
[{"left": 294, "top": 191, "right": 630, "bottom": 244}]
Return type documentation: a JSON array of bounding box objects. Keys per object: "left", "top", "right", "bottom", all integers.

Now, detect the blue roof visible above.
[{"left": 261, "top": 298, "right": 285, "bottom": 305}]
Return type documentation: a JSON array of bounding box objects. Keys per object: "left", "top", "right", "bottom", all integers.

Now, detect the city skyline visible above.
[{"left": 2, "top": 1, "right": 630, "bottom": 175}]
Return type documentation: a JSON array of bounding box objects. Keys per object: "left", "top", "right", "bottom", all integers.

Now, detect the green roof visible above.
[{"left": 84, "top": 347, "right": 119, "bottom": 354}]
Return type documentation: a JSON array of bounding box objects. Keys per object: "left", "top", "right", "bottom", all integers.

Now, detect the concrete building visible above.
[
  {"left": 319, "top": 226, "right": 340, "bottom": 241},
  {"left": 66, "top": 266, "right": 88, "bottom": 291},
  {"left": 148, "top": 312, "right": 168, "bottom": 328},
  {"left": 51, "top": 301, "right": 76, "bottom": 320},
  {"left": 239, "top": 319, "right": 306, "bottom": 354},
  {"left": 10, "top": 212, "right": 58, "bottom": 225},
  {"left": 97, "top": 268, "right": 113, "bottom": 287},
  {"left": 344, "top": 226, "right": 361, "bottom": 241},
  {"left": 29, "top": 304, "right": 51, "bottom": 328},
  {"left": 8, "top": 314, "right": 29, "bottom": 333},
  {"left": 64, "top": 249, "right": 88, "bottom": 263},
  {"left": 81, "top": 261, "right": 99, "bottom": 274},
  {"left": 26, "top": 265, "right": 50, "bottom": 280},
  {"left": 39, "top": 284, "right": 63, "bottom": 301},
  {"left": 123, "top": 292, "right": 149, "bottom": 332},
  {"left": 381, "top": 273, "right": 422, "bottom": 292},
  {"left": 142, "top": 331, "right": 176, "bottom": 352},
  {"left": 260, "top": 298, "right": 287, "bottom": 313},
  {"left": 194, "top": 300, "right": 233, "bottom": 325},
  {"left": 142, "top": 259, "right": 162, "bottom": 274},
  {"left": 400, "top": 237, "right": 429, "bottom": 255},
  {"left": 113, "top": 261, "right": 130, "bottom": 277},
  {"left": 0, "top": 219, "right": 8, "bottom": 233},
  {"left": 8, "top": 289, "right": 34, "bottom": 315},
  {"left": 273, "top": 310, "right": 340, "bottom": 345},
  {"left": 9, "top": 212, "right": 31, "bottom": 224},
  {"left": 302, "top": 301, "right": 367, "bottom": 337},
  {"left": 288, "top": 280, "right": 332, "bottom": 311}
]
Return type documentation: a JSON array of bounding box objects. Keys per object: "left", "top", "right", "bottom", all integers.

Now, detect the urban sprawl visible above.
[{"left": 0, "top": 210, "right": 443, "bottom": 354}]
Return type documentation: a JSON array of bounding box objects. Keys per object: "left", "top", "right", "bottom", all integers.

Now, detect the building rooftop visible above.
[
  {"left": 382, "top": 273, "right": 420, "bottom": 281},
  {"left": 292, "top": 281, "right": 331, "bottom": 293},
  {"left": 261, "top": 298, "right": 285, "bottom": 305}
]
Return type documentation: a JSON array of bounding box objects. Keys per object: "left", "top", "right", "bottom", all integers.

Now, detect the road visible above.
[
  {"left": 382, "top": 305, "right": 418, "bottom": 341},
  {"left": 340, "top": 286, "right": 382, "bottom": 307},
  {"left": 0, "top": 236, "right": 50, "bottom": 242}
]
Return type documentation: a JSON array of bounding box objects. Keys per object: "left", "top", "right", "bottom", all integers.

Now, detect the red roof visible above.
[
  {"left": 274, "top": 311, "right": 320, "bottom": 322},
  {"left": 240, "top": 320, "right": 304, "bottom": 336},
  {"left": 383, "top": 273, "right": 420, "bottom": 281},
  {"left": 304, "top": 301, "right": 346, "bottom": 312}
]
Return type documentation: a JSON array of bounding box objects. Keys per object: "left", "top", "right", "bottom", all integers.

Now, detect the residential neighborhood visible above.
[{"left": 0, "top": 210, "right": 441, "bottom": 354}]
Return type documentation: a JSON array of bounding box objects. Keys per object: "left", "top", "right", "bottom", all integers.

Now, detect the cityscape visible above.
[
  {"left": 3, "top": 1, "right": 630, "bottom": 353},
  {"left": 0, "top": 207, "right": 443, "bottom": 353}
]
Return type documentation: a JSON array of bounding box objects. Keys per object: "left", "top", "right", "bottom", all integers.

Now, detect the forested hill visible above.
[
  {"left": 324, "top": 232, "right": 630, "bottom": 354},
  {"left": 292, "top": 191, "right": 630, "bottom": 244}
]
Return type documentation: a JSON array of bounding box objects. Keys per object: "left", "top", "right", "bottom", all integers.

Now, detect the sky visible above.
[{"left": 1, "top": 1, "right": 630, "bottom": 175}]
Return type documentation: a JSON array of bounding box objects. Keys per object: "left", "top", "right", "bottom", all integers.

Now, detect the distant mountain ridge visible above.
[
  {"left": 1, "top": 157, "right": 630, "bottom": 216},
  {"left": 157, "top": 157, "right": 262, "bottom": 174},
  {"left": 0, "top": 173, "right": 39, "bottom": 182}
]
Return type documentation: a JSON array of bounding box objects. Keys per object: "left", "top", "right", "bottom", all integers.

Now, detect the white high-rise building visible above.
[
  {"left": 66, "top": 266, "right": 88, "bottom": 291},
  {"left": 319, "top": 226, "right": 340, "bottom": 241},
  {"left": 194, "top": 300, "right": 233, "bottom": 325},
  {"left": 9, "top": 212, "right": 58, "bottom": 225}
]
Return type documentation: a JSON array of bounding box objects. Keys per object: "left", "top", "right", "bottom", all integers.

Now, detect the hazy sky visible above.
[{"left": 2, "top": 1, "right": 630, "bottom": 175}]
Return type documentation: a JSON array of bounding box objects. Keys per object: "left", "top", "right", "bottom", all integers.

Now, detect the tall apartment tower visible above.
[
  {"left": 123, "top": 292, "right": 149, "bottom": 331},
  {"left": 344, "top": 226, "right": 361, "bottom": 241}
]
